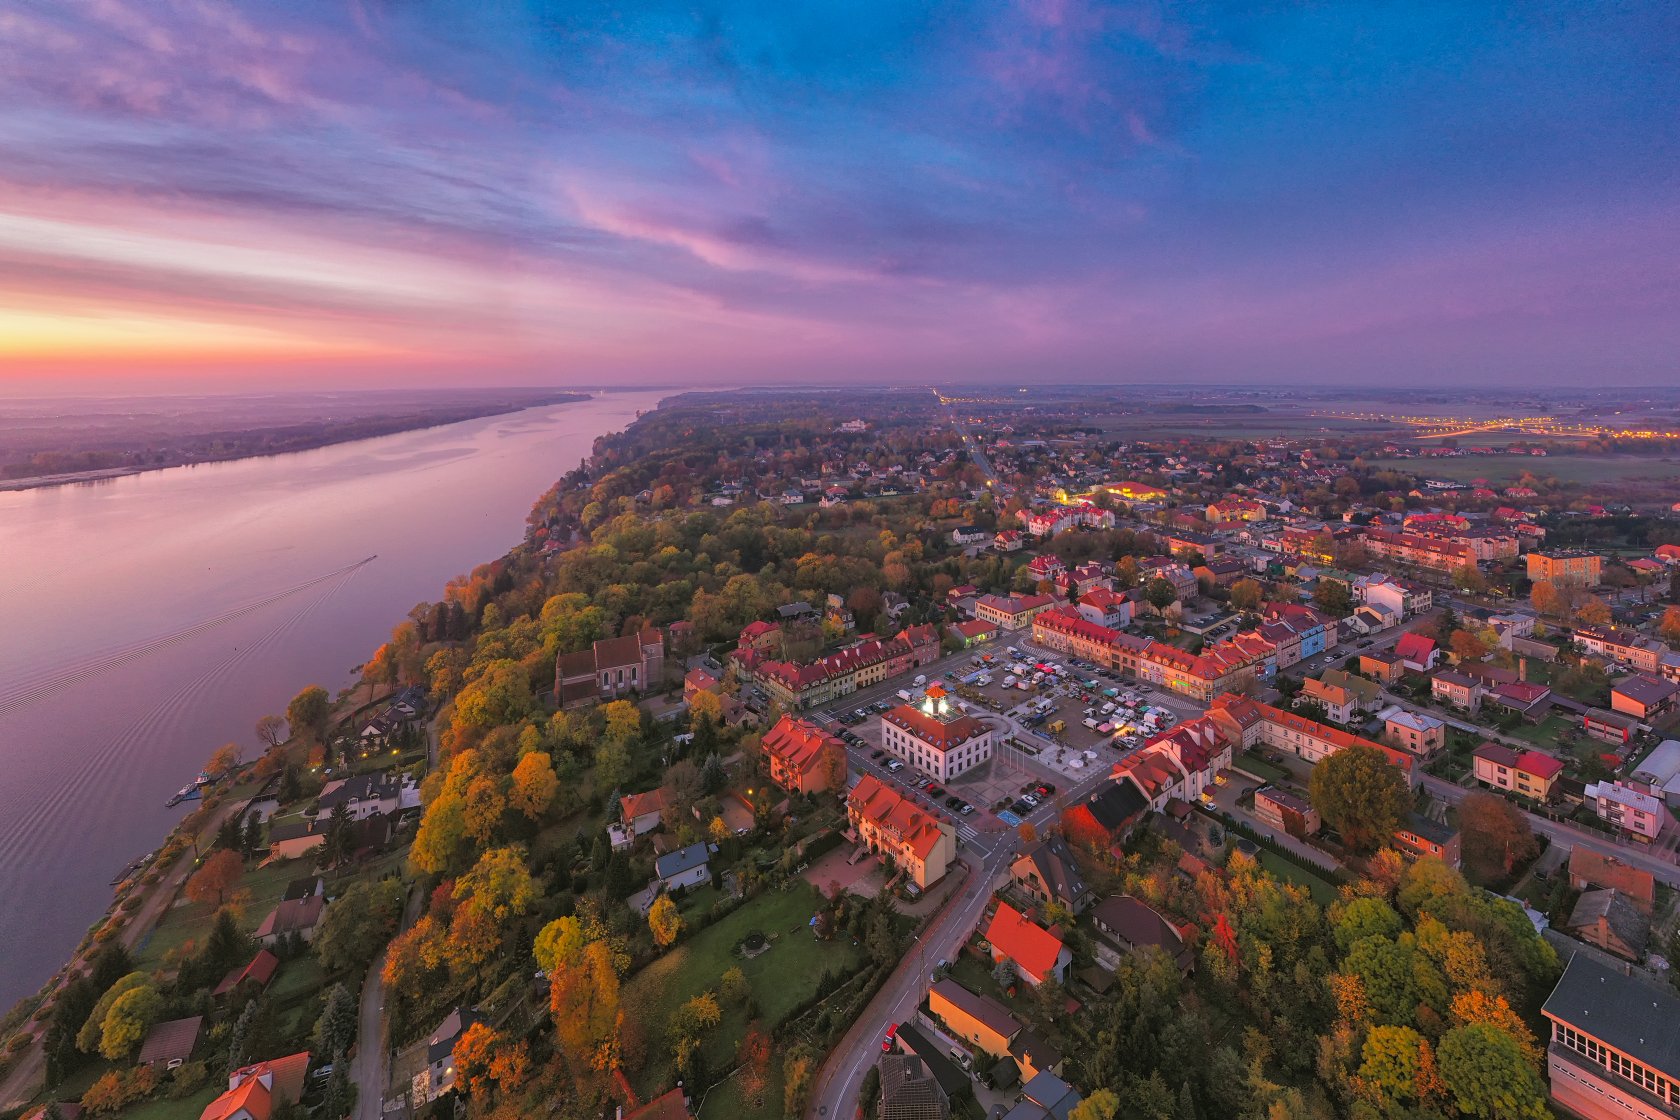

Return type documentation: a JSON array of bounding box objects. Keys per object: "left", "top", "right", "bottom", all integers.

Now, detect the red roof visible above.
[
  {"left": 213, "top": 949, "right": 279, "bottom": 997},
  {"left": 1516, "top": 750, "right": 1564, "bottom": 779},
  {"left": 1395, "top": 632, "right": 1436, "bottom": 663},
  {"left": 761, "top": 715, "right": 842, "bottom": 781},
  {"left": 984, "top": 900, "right": 1065, "bottom": 983}
]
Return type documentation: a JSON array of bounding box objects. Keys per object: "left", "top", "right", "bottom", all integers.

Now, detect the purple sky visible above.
[{"left": 1, "top": 1, "right": 1677, "bottom": 390}]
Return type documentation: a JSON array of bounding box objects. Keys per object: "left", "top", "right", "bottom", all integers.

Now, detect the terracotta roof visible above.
[
  {"left": 762, "top": 715, "right": 842, "bottom": 779},
  {"left": 1516, "top": 750, "right": 1564, "bottom": 779},
  {"left": 213, "top": 949, "right": 279, "bottom": 997},
  {"left": 1395, "top": 632, "right": 1436, "bottom": 663},
  {"left": 254, "top": 896, "right": 323, "bottom": 941},
  {"left": 984, "top": 901, "right": 1065, "bottom": 983},
  {"left": 201, "top": 1051, "right": 310, "bottom": 1120},
  {"left": 882, "top": 704, "right": 989, "bottom": 753},
  {"left": 1473, "top": 742, "right": 1520, "bottom": 768},
  {"left": 1570, "top": 845, "right": 1656, "bottom": 908},
  {"left": 848, "top": 774, "right": 947, "bottom": 861},
  {"left": 619, "top": 787, "right": 670, "bottom": 821},
  {"left": 625, "top": 1088, "right": 693, "bottom": 1120}
]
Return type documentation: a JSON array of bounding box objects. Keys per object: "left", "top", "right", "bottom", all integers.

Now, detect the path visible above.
[{"left": 352, "top": 883, "right": 424, "bottom": 1120}]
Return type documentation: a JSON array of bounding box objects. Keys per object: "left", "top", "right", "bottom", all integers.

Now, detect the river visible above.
[{"left": 0, "top": 389, "right": 667, "bottom": 1007}]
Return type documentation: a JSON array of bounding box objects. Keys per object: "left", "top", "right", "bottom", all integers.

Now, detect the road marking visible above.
[{"left": 957, "top": 826, "right": 978, "bottom": 843}]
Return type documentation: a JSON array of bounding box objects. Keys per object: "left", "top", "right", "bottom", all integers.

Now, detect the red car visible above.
[{"left": 881, "top": 1023, "right": 898, "bottom": 1052}]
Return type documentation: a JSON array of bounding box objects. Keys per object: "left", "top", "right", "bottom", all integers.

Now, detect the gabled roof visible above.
[
  {"left": 848, "top": 774, "right": 948, "bottom": 861},
  {"left": 1090, "top": 895, "right": 1192, "bottom": 971},
  {"left": 202, "top": 1051, "right": 310, "bottom": 1120},
  {"left": 1566, "top": 889, "right": 1650, "bottom": 955},
  {"left": 620, "top": 787, "right": 670, "bottom": 821},
  {"left": 137, "top": 1015, "right": 202, "bottom": 1066},
  {"left": 213, "top": 949, "right": 279, "bottom": 997},
  {"left": 1395, "top": 632, "right": 1436, "bottom": 663},
  {"left": 1012, "top": 838, "right": 1090, "bottom": 908},
  {"left": 930, "top": 979, "right": 1019, "bottom": 1040},
  {"left": 254, "top": 896, "right": 324, "bottom": 940},
  {"left": 1077, "top": 779, "right": 1149, "bottom": 832},
  {"left": 1570, "top": 846, "right": 1656, "bottom": 908},
  {"left": 655, "top": 842, "right": 710, "bottom": 880},
  {"left": 761, "top": 714, "right": 842, "bottom": 778},
  {"left": 984, "top": 901, "right": 1065, "bottom": 982}
]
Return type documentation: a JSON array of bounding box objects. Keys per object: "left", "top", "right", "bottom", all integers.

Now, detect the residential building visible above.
[
  {"left": 317, "top": 769, "right": 418, "bottom": 822},
  {"left": 1206, "top": 695, "right": 1416, "bottom": 786},
  {"left": 1569, "top": 846, "right": 1656, "bottom": 912},
  {"left": 1060, "top": 779, "right": 1150, "bottom": 852},
  {"left": 994, "top": 530, "right": 1025, "bottom": 552},
  {"left": 655, "top": 843, "right": 711, "bottom": 891},
  {"left": 1542, "top": 953, "right": 1680, "bottom": 1120},
  {"left": 1431, "top": 669, "right": 1482, "bottom": 712},
  {"left": 1394, "top": 632, "right": 1439, "bottom": 672},
  {"left": 1574, "top": 625, "right": 1665, "bottom": 674},
  {"left": 1003, "top": 1072, "right": 1086, "bottom": 1120},
  {"left": 1613, "top": 675, "right": 1680, "bottom": 723},
  {"left": 413, "top": 1008, "right": 481, "bottom": 1104},
  {"left": 1565, "top": 890, "right": 1651, "bottom": 962},
  {"left": 683, "top": 668, "right": 721, "bottom": 703},
  {"left": 617, "top": 788, "right": 671, "bottom": 841},
  {"left": 927, "top": 980, "right": 1019, "bottom": 1061},
  {"left": 253, "top": 896, "right": 324, "bottom": 947},
  {"left": 951, "top": 525, "right": 988, "bottom": 545},
  {"left": 1393, "top": 814, "right": 1461, "bottom": 867},
  {"left": 1362, "top": 526, "right": 1478, "bottom": 574},
  {"left": 946, "top": 619, "right": 998, "bottom": 648},
  {"left": 731, "top": 624, "right": 940, "bottom": 709},
  {"left": 1254, "top": 786, "right": 1321, "bottom": 838},
  {"left": 213, "top": 949, "right": 279, "bottom": 1000},
  {"left": 877, "top": 1054, "right": 950, "bottom": 1120},
  {"left": 983, "top": 900, "right": 1071, "bottom": 987},
  {"left": 1026, "top": 554, "right": 1067, "bottom": 583},
  {"left": 1303, "top": 669, "right": 1383, "bottom": 724},
  {"left": 1528, "top": 550, "right": 1604, "bottom": 587},
  {"left": 1360, "top": 649, "right": 1406, "bottom": 686},
  {"left": 761, "top": 714, "right": 845, "bottom": 795},
  {"left": 1074, "top": 587, "right": 1133, "bottom": 628},
  {"left": 1489, "top": 680, "right": 1554, "bottom": 722},
  {"left": 199, "top": 1052, "right": 310, "bottom": 1120},
  {"left": 1379, "top": 706, "right": 1447, "bottom": 758},
  {"left": 1584, "top": 781, "right": 1666, "bottom": 840},
  {"left": 880, "top": 688, "right": 994, "bottom": 781},
  {"left": 1471, "top": 743, "right": 1564, "bottom": 801},
  {"left": 555, "top": 629, "right": 666, "bottom": 709},
  {"left": 1359, "top": 575, "right": 1432, "bottom": 620},
  {"left": 975, "top": 593, "right": 1055, "bottom": 631},
  {"left": 1090, "top": 895, "right": 1194, "bottom": 974},
  {"left": 1010, "top": 838, "right": 1093, "bottom": 915},
  {"left": 265, "top": 820, "right": 325, "bottom": 863},
  {"left": 848, "top": 774, "right": 957, "bottom": 889},
  {"left": 137, "top": 1015, "right": 202, "bottom": 1069}
]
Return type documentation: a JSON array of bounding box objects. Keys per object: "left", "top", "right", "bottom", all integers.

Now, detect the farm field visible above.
[{"left": 1363, "top": 455, "right": 1680, "bottom": 486}]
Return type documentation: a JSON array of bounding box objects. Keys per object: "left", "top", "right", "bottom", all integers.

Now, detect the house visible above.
[
  {"left": 1574, "top": 625, "right": 1665, "bottom": 674},
  {"left": 199, "top": 1052, "right": 310, "bottom": 1120},
  {"left": 683, "top": 668, "right": 721, "bottom": 703},
  {"left": 1488, "top": 681, "right": 1554, "bottom": 722},
  {"left": 413, "top": 1008, "right": 481, "bottom": 1103},
  {"left": 1583, "top": 781, "right": 1666, "bottom": 840},
  {"left": 1527, "top": 550, "right": 1604, "bottom": 586},
  {"left": 1582, "top": 708, "right": 1638, "bottom": 747},
  {"left": 1471, "top": 743, "right": 1564, "bottom": 801},
  {"left": 951, "top": 526, "right": 989, "bottom": 546},
  {"left": 317, "top": 769, "right": 417, "bottom": 822},
  {"left": 974, "top": 593, "right": 1055, "bottom": 632},
  {"left": 983, "top": 900, "right": 1071, "bottom": 987},
  {"left": 880, "top": 689, "right": 994, "bottom": 782},
  {"left": 1565, "top": 889, "right": 1650, "bottom": 962},
  {"left": 848, "top": 774, "right": 957, "bottom": 889},
  {"left": 946, "top": 619, "right": 998, "bottom": 648},
  {"left": 1206, "top": 695, "right": 1417, "bottom": 786},
  {"left": 1089, "top": 895, "right": 1194, "bottom": 974},
  {"left": 994, "top": 530, "right": 1025, "bottom": 552},
  {"left": 554, "top": 628, "right": 666, "bottom": 710},
  {"left": 1073, "top": 588, "right": 1132, "bottom": 629},
  {"left": 1542, "top": 953, "right": 1680, "bottom": 1120},
  {"left": 1431, "top": 669, "right": 1482, "bottom": 712},
  {"left": 1569, "top": 847, "right": 1656, "bottom": 912},
  {"left": 655, "top": 843, "right": 712, "bottom": 891},
  {"left": 265, "top": 819, "right": 325, "bottom": 863},
  {"left": 254, "top": 896, "right": 324, "bottom": 947},
  {"left": 892, "top": 1024, "right": 971, "bottom": 1104},
  {"left": 137, "top": 1015, "right": 202, "bottom": 1069},
  {"left": 1360, "top": 575, "right": 1431, "bottom": 620},
  {"left": 1253, "top": 786, "right": 1320, "bottom": 838},
  {"left": 213, "top": 949, "right": 279, "bottom": 999},
  {"left": 1002, "top": 1071, "right": 1086, "bottom": 1120},
  {"left": 1379, "top": 706, "right": 1447, "bottom": 758},
  {"left": 1360, "top": 650, "right": 1407, "bottom": 686},
  {"left": 877, "top": 1054, "right": 950, "bottom": 1120},
  {"left": 625, "top": 1088, "right": 693, "bottom": 1120},
  {"left": 1025, "top": 554, "right": 1067, "bottom": 582},
  {"left": 1393, "top": 814, "right": 1461, "bottom": 868},
  {"left": 1302, "top": 671, "right": 1381, "bottom": 724},
  {"left": 761, "top": 714, "right": 845, "bottom": 795},
  {"left": 1010, "top": 838, "right": 1093, "bottom": 915},
  {"left": 618, "top": 788, "right": 671, "bottom": 840},
  {"left": 927, "top": 979, "right": 1020, "bottom": 1061},
  {"left": 1612, "top": 675, "right": 1680, "bottom": 723},
  {"left": 1394, "top": 632, "right": 1439, "bottom": 672},
  {"left": 1060, "top": 779, "right": 1150, "bottom": 852}
]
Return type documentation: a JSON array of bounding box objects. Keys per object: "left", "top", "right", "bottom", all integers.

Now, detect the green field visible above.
[
  {"left": 1258, "top": 851, "right": 1340, "bottom": 906},
  {"left": 622, "top": 881, "right": 864, "bottom": 1099},
  {"left": 1363, "top": 455, "right": 1680, "bottom": 486},
  {"left": 139, "top": 858, "right": 311, "bottom": 968}
]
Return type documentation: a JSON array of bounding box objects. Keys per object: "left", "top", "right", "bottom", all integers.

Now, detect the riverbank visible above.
[{"left": 0, "top": 390, "right": 590, "bottom": 493}]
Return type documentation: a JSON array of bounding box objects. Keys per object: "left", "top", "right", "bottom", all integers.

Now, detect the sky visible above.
[{"left": 1, "top": 0, "right": 1676, "bottom": 391}]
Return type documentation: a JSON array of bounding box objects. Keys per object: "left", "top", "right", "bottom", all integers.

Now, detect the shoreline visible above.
[{"left": 0, "top": 391, "right": 591, "bottom": 494}]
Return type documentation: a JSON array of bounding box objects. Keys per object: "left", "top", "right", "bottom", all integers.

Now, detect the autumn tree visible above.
[
  {"left": 1449, "top": 628, "right": 1490, "bottom": 663},
  {"left": 98, "top": 985, "right": 163, "bottom": 1060},
  {"left": 510, "top": 751, "right": 559, "bottom": 821},
  {"left": 1436, "top": 1023, "right": 1549, "bottom": 1119},
  {"left": 77, "top": 973, "right": 149, "bottom": 1053},
  {"left": 314, "top": 878, "right": 405, "bottom": 974},
  {"left": 1457, "top": 792, "right": 1538, "bottom": 882},
  {"left": 1229, "top": 579, "right": 1264, "bottom": 613},
  {"left": 1574, "top": 595, "right": 1612, "bottom": 627},
  {"left": 452, "top": 1022, "right": 499, "bottom": 1097},
  {"left": 204, "top": 742, "right": 240, "bottom": 779},
  {"left": 604, "top": 700, "right": 642, "bottom": 745},
  {"left": 648, "top": 895, "right": 684, "bottom": 948},
  {"left": 1529, "top": 579, "right": 1560, "bottom": 617},
  {"left": 1452, "top": 563, "right": 1489, "bottom": 594},
  {"left": 1068, "top": 1089, "right": 1120, "bottom": 1120},
  {"left": 286, "top": 685, "right": 331, "bottom": 745},
  {"left": 1357, "top": 1025, "right": 1431, "bottom": 1112},
  {"left": 551, "top": 940, "right": 622, "bottom": 1071},
  {"left": 687, "top": 688, "right": 723, "bottom": 725},
  {"left": 1308, "top": 744, "right": 1410, "bottom": 853},
  {"left": 186, "top": 849, "right": 244, "bottom": 908},
  {"left": 454, "top": 659, "right": 534, "bottom": 730}
]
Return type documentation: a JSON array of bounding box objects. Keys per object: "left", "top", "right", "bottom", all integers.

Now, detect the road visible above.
[
  {"left": 933, "top": 389, "right": 998, "bottom": 486},
  {"left": 352, "top": 882, "right": 424, "bottom": 1120},
  {"left": 0, "top": 792, "right": 251, "bottom": 1111}
]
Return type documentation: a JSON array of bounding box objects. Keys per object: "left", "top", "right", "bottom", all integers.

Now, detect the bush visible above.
[{"left": 168, "top": 1060, "right": 211, "bottom": 1098}]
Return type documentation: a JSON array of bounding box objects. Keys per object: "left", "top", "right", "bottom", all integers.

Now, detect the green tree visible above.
[
  {"left": 1145, "top": 577, "right": 1179, "bottom": 613},
  {"left": 1436, "top": 1023, "right": 1549, "bottom": 1119},
  {"left": 1313, "top": 580, "right": 1354, "bottom": 618},
  {"left": 1358, "top": 1025, "right": 1427, "bottom": 1109},
  {"left": 77, "top": 973, "right": 149, "bottom": 1053},
  {"left": 286, "top": 686, "right": 331, "bottom": 745},
  {"left": 1229, "top": 579, "right": 1264, "bottom": 613},
  {"left": 313, "top": 879, "right": 405, "bottom": 974},
  {"left": 1332, "top": 897, "right": 1403, "bottom": 952},
  {"left": 98, "top": 985, "right": 163, "bottom": 1060},
  {"left": 314, "top": 982, "right": 358, "bottom": 1060},
  {"left": 1308, "top": 744, "right": 1411, "bottom": 853},
  {"left": 1069, "top": 1088, "right": 1120, "bottom": 1120}
]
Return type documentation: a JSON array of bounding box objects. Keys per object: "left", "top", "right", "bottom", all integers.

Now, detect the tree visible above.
[
  {"left": 454, "top": 660, "right": 534, "bottom": 730},
  {"left": 453, "top": 846, "right": 535, "bottom": 925},
  {"left": 1308, "top": 744, "right": 1410, "bottom": 853},
  {"left": 453, "top": 1022, "right": 499, "bottom": 1097},
  {"left": 321, "top": 802, "right": 353, "bottom": 869},
  {"left": 509, "top": 751, "right": 559, "bottom": 822},
  {"left": 186, "top": 849, "right": 244, "bottom": 908},
  {"left": 1069, "top": 1089, "right": 1120, "bottom": 1120},
  {"left": 77, "top": 973, "right": 149, "bottom": 1053},
  {"left": 1449, "top": 629, "right": 1490, "bottom": 663},
  {"left": 314, "top": 982, "right": 358, "bottom": 1060},
  {"left": 1358, "top": 1025, "right": 1428, "bottom": 1110},
  {"left": 1436, "top": 1023, "right": 1549, "bottom": 1119},
  {"left": 688, "top": 688, "right": 723, "bottom": 725},
  {"left": 1229, "top": 579, "right": 1264, "bottom": 613},
  {"left": 1452, "top": 563, "right": 1489, "bottom": 594},
  {"left": 1574, "top": 595, "right": 1612, "bottom": 626},
  {"left": 1457, "top": 792, "right": 1538, "bottom": 882},
  {"left": 204, "top": 742, "right": 241, "bottom": 779},
  {"left": 1313, "top": 580, "right": 1354, "bottom": 618},
  {"left": 98, "top": 985, "right": 163, "bottom": 1060},
  {"left": 699, "top": 752, "right": 728, "bottom": 795},
  {"left": 256, "top": 714, "right": 288, "bottom": 750},
  {"left": 604, "top": 700, "right": 642, "bottom": 744},
  {"left": 314, "top": 878, "right": 405, "bottom": 973},
  {"left": 1529, "top": 580, "right": 1560, "bottom": 617},
  {"left": 720, "top": 966, "right": 748, "bottom": 1005},
  {"left": 1145, "top": 577, "right": 1178, "bottom": 613},
  {"left": 286, "top": 686, "right": 331, "bottom": 745},
  {"left": 551, "top": 940, "right": 621, "bottom": 1071},
  {"left": 648, "top": 896, "right": 684, "bottom": 948}
]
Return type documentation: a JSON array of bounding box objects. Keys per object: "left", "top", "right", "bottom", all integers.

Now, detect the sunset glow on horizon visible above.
[{"left": 2, "top": 1, "right": 1676, "bottom": 390}]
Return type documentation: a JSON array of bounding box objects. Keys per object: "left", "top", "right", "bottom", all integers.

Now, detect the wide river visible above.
[{"left": 0, "top": 390, "right": 667, "bottom": 1007}]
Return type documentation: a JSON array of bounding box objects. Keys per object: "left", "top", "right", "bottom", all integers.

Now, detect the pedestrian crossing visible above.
[{"left": 957, "top": 825, "right": 979, "bottom": 844}]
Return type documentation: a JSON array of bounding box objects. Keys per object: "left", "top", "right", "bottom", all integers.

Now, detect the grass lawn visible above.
[
  {"left": 1258, "top": 851, "right": 1340, "bottom": 906},
  {"left": 270, "top": 955, "right": 328, "bottom": 1003},
  {"left": 698, "top": 1063, "right": 786, "bottom": 1120},
  {"left": 1362, "top": 455, "right": 1679, "bottom": 486},
  {"left": 139, "top": 857, "right": 310, "bottom": 968},
  {"left": 623, "top": 881, "right": 864, "bottom": 1099},
  {"left": 118, "top": 1086, "right": 220, "bottom": 1119},
  {"left": 1235, "top": 752, "right": 1290, "bottom": 783}
]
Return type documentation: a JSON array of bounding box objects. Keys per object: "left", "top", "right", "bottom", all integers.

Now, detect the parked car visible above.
[
  {"left": 871, "top": 749, "right": 885, "bottom": 761},
  {"left": 882, "top": 1024, "right": 899, "bottom": 1052}
]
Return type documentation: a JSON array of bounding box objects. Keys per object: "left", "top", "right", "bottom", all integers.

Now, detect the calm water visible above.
[{"left": 0, "top": 390, "right": 666, "bottom": 1006}]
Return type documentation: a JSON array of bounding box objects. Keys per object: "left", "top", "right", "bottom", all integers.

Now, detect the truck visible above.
[
  {"left": 913, "top": 674, "right": 927, "bottom": 687},
  {"left": 1003, "top": 675, "right": 1017, "bottom": 687},
  {"left": 896, "top": 689, "right": 914, "bottom": 702},
  {"left": 1048, "top": 720, "right": 1066, "bottom": 734}
]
